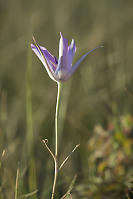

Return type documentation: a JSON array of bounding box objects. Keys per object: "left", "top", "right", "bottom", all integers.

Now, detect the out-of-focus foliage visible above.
[
  {"left": 74, "top": 114, "right": 133, "bottom": 199},
  {"left": 0, "top": 0, "right": 133, "bottom": 198}
]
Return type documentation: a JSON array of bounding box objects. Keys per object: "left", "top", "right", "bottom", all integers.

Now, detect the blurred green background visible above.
[{"left": 0, "top": 0, "right": 133, "bottom": 198}]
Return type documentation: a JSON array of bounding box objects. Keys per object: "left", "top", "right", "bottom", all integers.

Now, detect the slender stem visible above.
[
  {"left": 51, "top": 82, "right": 62, "bottom": 199},
  {"left": 55, "top": 82, "right": 62, "bottom": 156},
  {"left": 15, "top": 167, "right": 19, "bottom": 199},
  {"left": 42, "top": 139, "right": 56, "bottom": 162},
  {"left": 59, "top": 144, "right": 80, "bottom": 171}
]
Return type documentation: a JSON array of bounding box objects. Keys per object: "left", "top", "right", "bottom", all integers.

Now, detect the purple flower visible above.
[{"left": 31, "top": 33, "right": 102, "bottom": 82}]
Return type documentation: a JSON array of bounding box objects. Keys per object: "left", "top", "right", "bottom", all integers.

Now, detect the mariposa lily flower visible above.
[{"left": 31, "top": 33, "right": 102, "bottom": 82}]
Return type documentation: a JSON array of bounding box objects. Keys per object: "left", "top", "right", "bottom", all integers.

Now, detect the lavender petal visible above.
[
  {"left": 69, "top": 46, "right": 103, "bottom": 76},
  {"left": 31, "top": 44, "right": 57, "bottom": 81},
  {"left": 58, "top": 32, "right": 68, "bottom": 67},
  {"left": 67, "top": 39, "right": 76, "bottom": 69}
]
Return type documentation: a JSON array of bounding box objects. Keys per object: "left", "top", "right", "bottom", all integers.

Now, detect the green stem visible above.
[{"left": 51, "top": 82, "right": 62, "bottom": 199}]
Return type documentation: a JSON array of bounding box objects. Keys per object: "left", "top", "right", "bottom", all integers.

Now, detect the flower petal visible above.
[
  {"left": 69, "top": 46, "right": 103, "bottom": 77},
  {"left": 40, "top": 46, "right": 58, "bottom": 67},
  {"left": 31, "top": 43, "right": 57, "bottom": 81},
  {"left": 67, "top": 39, "right": 76, "bottom": 68},
  {"left": 31, "top": 44, "right": 58, "bottom": 70},
  {"left": 58, "top": 32, "right": 68, "bottom": 67}
]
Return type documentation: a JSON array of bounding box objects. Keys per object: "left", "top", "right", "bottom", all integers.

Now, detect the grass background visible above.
[{"left": 0, "top": 0, "right": 133, "bottom": 198}]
